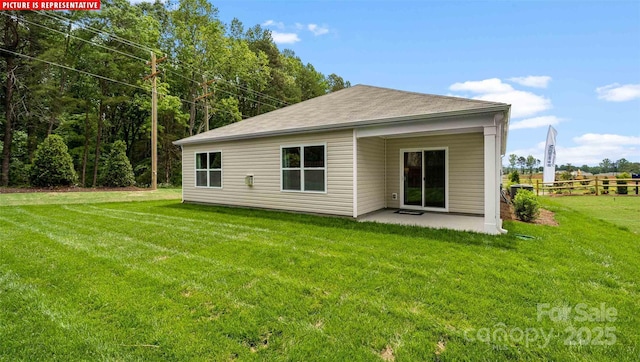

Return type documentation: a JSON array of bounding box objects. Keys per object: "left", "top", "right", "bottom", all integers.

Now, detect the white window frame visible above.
[
  {"left": 194, "top": 151, "right": 223, "bottom": 189},
  {"left": 280, "top": 143, "right": 327, "bottom": 194},
  {"left": 399, "top": 147, "right": 449, "bottom": 212}
]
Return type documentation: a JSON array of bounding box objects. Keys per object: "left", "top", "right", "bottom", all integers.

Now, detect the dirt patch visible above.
[
  {"left": 435, "top": 339, "right": 447, "bottom": 355},
  {"left": 0, "top": 186, "right": 146, "bottom": 194},
  {"left": 380, "top": 345, "right": 395, "bottom": 361},
  {"left": 249, "top": 332, "right": 271, "bottom": 353},
  {"left": 501, "top": 200, "right": 558, "bottom": 226},
  {"left": 153, "top": 255, "right": 169, "bottom": 262}
]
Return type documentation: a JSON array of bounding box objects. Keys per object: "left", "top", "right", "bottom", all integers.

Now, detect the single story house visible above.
[{"left": 174, "top": 85, "right": 511, "bottom": 234}]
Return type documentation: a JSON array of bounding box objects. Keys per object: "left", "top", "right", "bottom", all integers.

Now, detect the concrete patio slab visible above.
[{"left": 358, "top": 209, "right": 485, "bottom": 233}]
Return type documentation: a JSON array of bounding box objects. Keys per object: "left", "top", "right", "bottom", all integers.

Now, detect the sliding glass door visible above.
[
  {"left": 423, "top": 150, "right": 446, "bottom": 208},
  {"left": 403, "top": 151, "right": 422, "bottom": 206},
  {"left": 402, "top": 149, "right": 447, "bottom": 210}
]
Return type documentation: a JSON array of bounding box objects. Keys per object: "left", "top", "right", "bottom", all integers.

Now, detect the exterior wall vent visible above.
[{"left": 245, "top": 175, "right": 254, "bottom": 186}]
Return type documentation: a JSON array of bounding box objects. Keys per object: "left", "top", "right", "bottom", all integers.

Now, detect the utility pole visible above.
[
  {"left": 144, "top": 52, "right": 167, "bottom": 190},
  {"left": 195, "top": 78, "right": 216, "bottom": 132}
]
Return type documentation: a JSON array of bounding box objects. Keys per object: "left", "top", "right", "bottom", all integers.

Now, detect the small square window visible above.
[
  {"left": 282, "top": 170, "right": 301, "bottom": 191},
  {"left": 304, "top": 169, "right": 325, "bottom": 191},
  {"left": 282, "top": 147, "right": 301, "bottom": 168},
  {"left": 304, "top": 146, "right": 325, "bottom": 168}
]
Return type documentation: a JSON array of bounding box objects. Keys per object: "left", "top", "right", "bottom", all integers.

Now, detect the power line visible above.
[
  {"left": 32, "top": 11, "right": 291, "bottom": 111},
  {"left": 0, "top": 46, "right": 247, "bottom": 120},
  {"left": 2, "top": 12, "right": 149, "bottom": 63},
  {"left": 171, "top": 61, "right": 289, "bottom": 107},
  {"left": 0, "top": 46, "right": 149, "bottom": 92},
  {"left": 36, "top": 10, "right": 292, "bottom": 108},
  {"left": 221, "top": 78, "right": 289, "bottom": 106},
  {"left": 158, "top": 66, "right": 282, "bottom": 111},
  {"left": 36, "top": 11, "right": 156, "bottom": 54}
]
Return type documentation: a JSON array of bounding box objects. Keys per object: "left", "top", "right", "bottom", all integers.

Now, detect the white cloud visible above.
[
  {"left": 510, "top": 116, "right": 563, "bottom": 130},
  {"left": 271, "top": 31, "right": 301, "bottom": 44},
  {"left": 449, "top": 78, "right": 552, "bottom": 118},
  {"left": 475, "top": 91, "right": 551, "bottom": 118},
  {"left": 261, "top": 20, "right": 330, "bottom": 44},
  {"left": 573, "top": 133, "right": 640, "bottom": 146},
  {"left": 507, "top": 133, "right": 640, "bottom": 166},
  {"left": 308, "top": 23, "right": 329, "bottom": 36},
  {"left": 508, "top": 76, "right": 552, "bottom": 88},
  {"left": 262, "top": 20, "right": 285, "bottom": 30},
  {"left": 596, "top": 83, "right": 640, "bottom": 102},
  {"left": 450, "top": 78, "right": 513, "bottom": 93}
]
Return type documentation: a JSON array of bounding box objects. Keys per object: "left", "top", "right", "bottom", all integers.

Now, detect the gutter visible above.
[
  {"left": 501, "top": 107, "right": 511, "bottom": 156},
  {"left": 173, "top": 105, "right": 510, "bottom": 146}
]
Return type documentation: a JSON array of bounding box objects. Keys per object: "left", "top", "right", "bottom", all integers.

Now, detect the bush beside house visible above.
[{"left": 513, "top": 189, "right": 540, "bottom": 222}]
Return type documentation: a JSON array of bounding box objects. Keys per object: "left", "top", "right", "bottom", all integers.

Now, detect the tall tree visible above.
[
  {"left": 600, "top": 158, "right": 613, "bottom": 173},
  {"left": 1, "top": 13, "right": 19, "bottom": 186},
  {"left": 168, "top": 0, "right": 225, "bottom": 135},
  {"left": 517, "top": 156, "right": 526, "bottom": 174},
  {"left": 616, "top": 158, "right": 631, "bottom": 172},
  {"left": 508, "top": 154, "right": 517, "bottom": 173},
  {"left": 525, "top": 155, "right": 536, "bottom": 175},
  {"left": 326, "top": 73, "right": 351, "bottom": 92},
  {"left": 0, "top": 1, "right": 350, "bottom": 188}
]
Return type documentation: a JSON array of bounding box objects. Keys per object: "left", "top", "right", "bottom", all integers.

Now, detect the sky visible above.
[{"left": 211, "top": 0, "right": 640, "bottom": 166}]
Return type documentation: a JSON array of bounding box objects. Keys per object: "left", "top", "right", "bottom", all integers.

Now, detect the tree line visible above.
[
  {"left": 506, "top": 154, "right": 640, "bottom": 175},
  {"left": 556, "top": 158, "right": 640, "bottom": 175},
  {"left": 0, "top": 0, "right": 350, "bottom": 187},
  {"left": 505, "top": 154, "right": 541, "bottom": 176}
]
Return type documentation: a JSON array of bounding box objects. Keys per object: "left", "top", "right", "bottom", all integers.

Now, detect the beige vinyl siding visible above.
[
  {"left": 357, "top": 137, "right": 385, "bottom": 216},
  {"left": 182, "top": 130, "right": 354, "bottom": 216},
  {"left": 385, "top": 132, "right": 484, "bottom": 214}
]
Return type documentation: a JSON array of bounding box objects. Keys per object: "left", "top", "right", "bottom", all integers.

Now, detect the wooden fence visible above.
[{"left": 533, "top": 178, "right": 640, "bottom": 196}]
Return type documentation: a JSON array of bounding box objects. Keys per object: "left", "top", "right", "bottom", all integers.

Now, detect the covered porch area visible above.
[
  {"left": 353, "top": 110, "right": 508, "bottom": 234},
  {"left": 358, "top": 209, "right": 485, "bottom": 233}
]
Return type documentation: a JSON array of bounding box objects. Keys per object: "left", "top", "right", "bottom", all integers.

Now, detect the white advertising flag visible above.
[{"left": 543, "top": 126, "right": 558, "bottom": 184}]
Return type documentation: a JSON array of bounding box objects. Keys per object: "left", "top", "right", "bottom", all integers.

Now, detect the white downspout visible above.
[
  {"left": 353, "top": 129, "right": 358, "bottom": 218},
  {"left": 384, "top": 138, "right": 387, "bottom": 209}
]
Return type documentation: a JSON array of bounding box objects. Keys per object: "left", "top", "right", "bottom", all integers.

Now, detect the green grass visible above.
[
  {"left": 0, "top": 193, "right": 638, "bottom": 360},
  {"left": 542, "top": 195, "right": 640, "bottom": 234},
  {"left": 0, "top": 188, "right": 181, "bottom": 206}
]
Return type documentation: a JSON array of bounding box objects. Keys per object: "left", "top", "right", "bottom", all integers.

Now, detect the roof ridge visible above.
[{"left": 175, "top": 84, "right": 511, "bottom": 146}]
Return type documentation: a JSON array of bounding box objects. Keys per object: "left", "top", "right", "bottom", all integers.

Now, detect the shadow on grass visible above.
[{"left": 160, "top": 202, "right": 518, "bottom": 250}]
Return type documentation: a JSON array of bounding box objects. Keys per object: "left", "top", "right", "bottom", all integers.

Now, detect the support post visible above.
[
  {"left": 151, "top": 52, "right": 157, "bottom": 190},
  {"left": 196, "top": 78, "right": 216, "bottom": 133},
  {"left": 595, "top": 176, "right": 599, "bottom": 196},
  {"left": 203, "top": 76, "right": 209, "bottom": 132},
  {"left": 483, "top": 125, "right": 502, "bottom": 234},
  {"left": 144, "top": 52, "right": 167, "bottom": 190}
]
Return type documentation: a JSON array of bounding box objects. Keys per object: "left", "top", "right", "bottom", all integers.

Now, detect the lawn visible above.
[
  {"left": 0, "top": 192, "right": 638, "bottom": 360},
  {"left": 0, "top": 188, "right": 182, "bottom": 206},
  {"left": 542, "top": 195, "right": 640, "bottom": 234}
]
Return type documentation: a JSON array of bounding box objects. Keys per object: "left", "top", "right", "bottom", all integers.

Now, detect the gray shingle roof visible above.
[{"left": 175, "top": 84, "right": 509, "bottom": 145}]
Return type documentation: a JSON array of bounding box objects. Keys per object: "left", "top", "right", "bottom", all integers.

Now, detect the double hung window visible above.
[
  {"left": 281, "top": 145, "right": 325, "bottom": 192},
  {"left": 195, "top": 152, "right": 222, "bottom": 188}
]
